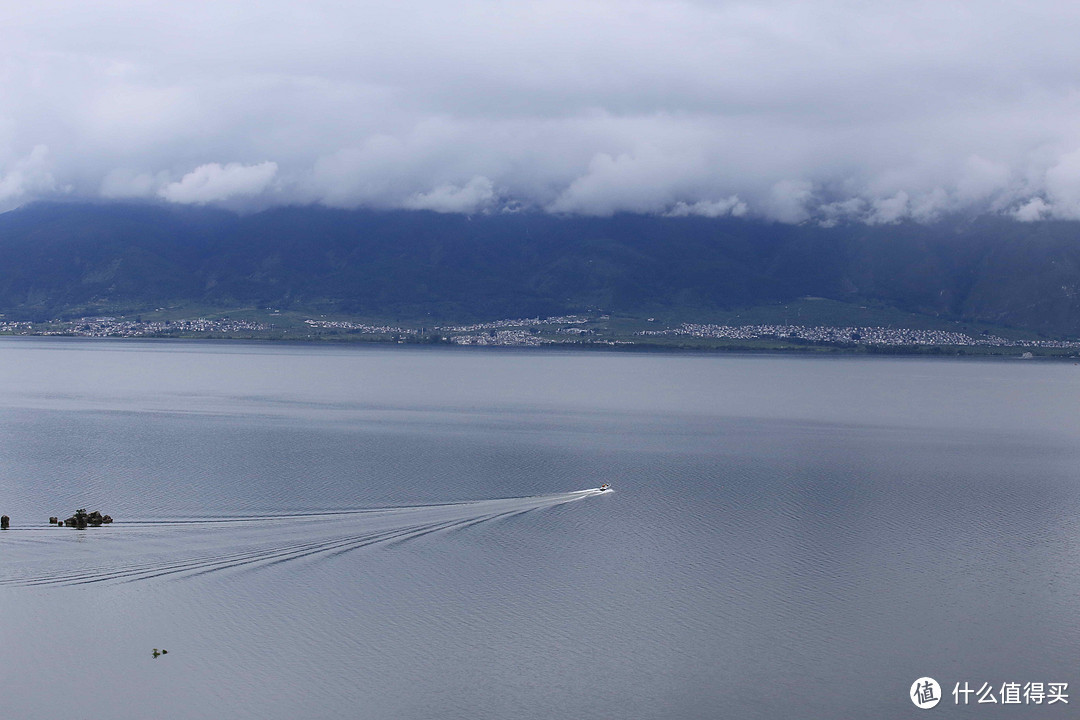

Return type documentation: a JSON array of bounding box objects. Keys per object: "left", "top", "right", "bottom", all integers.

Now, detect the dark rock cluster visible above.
[{"left": 53, "top": 509, "right": 113, "bottom": 528}]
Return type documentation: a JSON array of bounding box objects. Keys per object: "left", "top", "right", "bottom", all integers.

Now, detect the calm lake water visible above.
[{"left": 2, "top": 339, "right": 1080, "bottom": 719}]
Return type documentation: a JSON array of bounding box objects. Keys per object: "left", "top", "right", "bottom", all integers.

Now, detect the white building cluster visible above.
[
  {"left": 40, "top": 317, "right": 270, "bottom": 337},
  {"left": 450, "top": 330, "right": 551, "bottom": 346},
  {"left": 641, "top": 323, "right": 1080, "bottom": 349},
  {"left": 439, "top": 315, "right": 587, "bottom": 333},
  {"left": 304, "top": 319, "right": 418, "bottom": 334}
]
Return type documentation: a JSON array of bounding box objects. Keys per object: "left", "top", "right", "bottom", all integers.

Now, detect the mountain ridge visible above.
[{"left": 1, "top": 202, "right": 1078, "bottom": 336}]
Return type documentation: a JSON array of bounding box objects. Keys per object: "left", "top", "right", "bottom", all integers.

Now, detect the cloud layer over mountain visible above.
[{"left": 4, "top": 1, "right": 1080, "bottom": 222}]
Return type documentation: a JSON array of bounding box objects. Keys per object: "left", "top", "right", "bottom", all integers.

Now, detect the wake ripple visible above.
[{"left": 0, "top": 489, "right": 606, "bottom": 588}]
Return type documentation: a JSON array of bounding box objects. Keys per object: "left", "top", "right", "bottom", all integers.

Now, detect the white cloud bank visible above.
[
  {"left": 665, "top": 197, "right": 748, "bottom": 219},
  {"left": 0, "top": 146, "right": 58, "bottom": 210},
  {"left": 159, "top": 162, "right": 278, "bottom": 204},
  {"left": 3, "top": 1, "right": 1080, "bottom": 221},
  {"left": 402, "top": 176, "right": 495, "bottom": 213}
]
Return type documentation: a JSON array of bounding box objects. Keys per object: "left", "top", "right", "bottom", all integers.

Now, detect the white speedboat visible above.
[{"left": 598, "top": 483, "right": 611, "bottom": 492}]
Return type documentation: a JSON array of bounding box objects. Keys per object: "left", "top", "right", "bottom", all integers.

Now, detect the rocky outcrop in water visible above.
[{"left": 61, "top": 509, "right": 113, "bottom": 528}]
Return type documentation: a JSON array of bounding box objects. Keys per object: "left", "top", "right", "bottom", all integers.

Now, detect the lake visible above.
[{"left": 2, "top": 339, "right": 1079, "bottom": 719}]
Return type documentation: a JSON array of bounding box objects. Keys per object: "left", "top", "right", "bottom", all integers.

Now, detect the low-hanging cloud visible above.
[
  {"left": 4, "top": 1, "right": 1080, "bottom": 222},
  {"left": 0, "top": 146, "right": 58, "bottom": 210},
  {"left": 665, "top": 197, "right": 748, "bottom": 219},
  {"left": 402, "top": 176, "right": 495, "bottom": 214},
  {"left": 159, "top": 162, "right": 278, "bottom": 205}
]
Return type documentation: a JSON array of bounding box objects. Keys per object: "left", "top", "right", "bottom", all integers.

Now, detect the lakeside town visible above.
[
  {"left": 638, "top": 323, "right": 1080, "bottom": 350},
  {"left": 3, "top": 314, "right": 1080, "bottom": 354}
]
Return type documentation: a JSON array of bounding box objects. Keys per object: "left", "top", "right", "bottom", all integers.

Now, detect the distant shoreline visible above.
[{"left": 3, "top": 316, "right": 1079, "bottom": 359}]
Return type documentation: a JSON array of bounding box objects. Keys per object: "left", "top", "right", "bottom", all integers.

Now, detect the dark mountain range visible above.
[{"left": 1, "top": 202, "right": 1079, "bottom": 336}]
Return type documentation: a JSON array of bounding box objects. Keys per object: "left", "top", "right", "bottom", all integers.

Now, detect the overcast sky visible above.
[{"left": 3, "top": 0, "right": 1080, "bottom": 222}]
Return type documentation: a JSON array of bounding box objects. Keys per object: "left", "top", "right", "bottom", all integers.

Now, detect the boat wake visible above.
[{"left": 0, "top": 490, "right": 605, "bottom": 588}]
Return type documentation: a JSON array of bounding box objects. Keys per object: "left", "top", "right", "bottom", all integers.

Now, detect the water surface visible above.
[{"left": 2, "top": 339, "right": 1079, "bottom": 718}]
